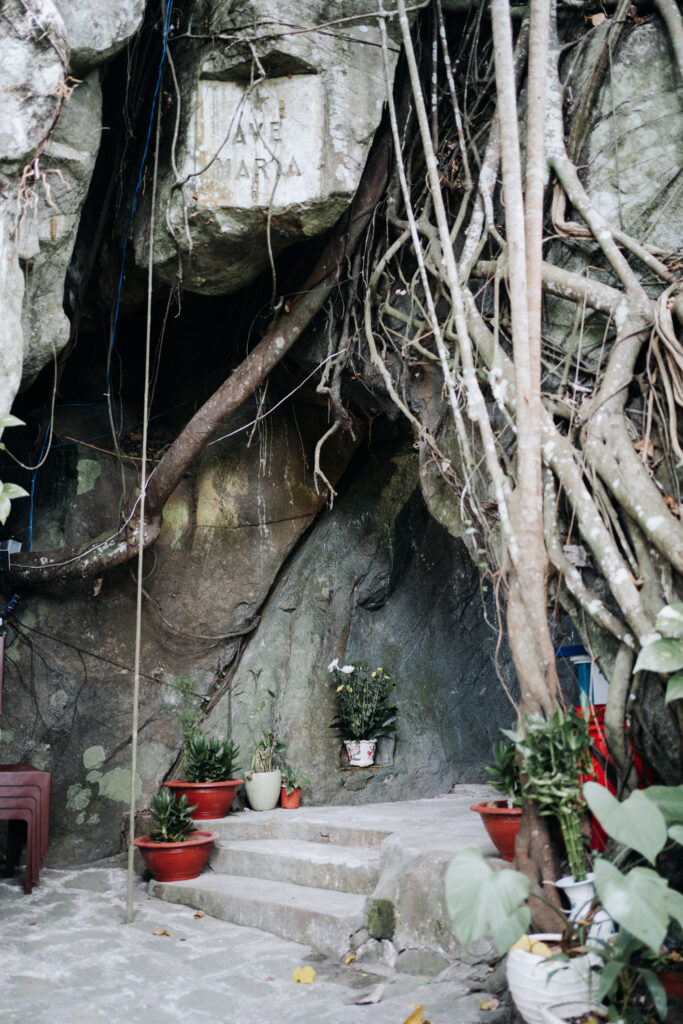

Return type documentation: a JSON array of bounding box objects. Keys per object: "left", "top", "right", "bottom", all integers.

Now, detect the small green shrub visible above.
[
  {"left": 183, "top": 734, "right": 239, "bottom": 782},
  {"left": 148, "top": 789, "right": 197, "bottom": 843}
]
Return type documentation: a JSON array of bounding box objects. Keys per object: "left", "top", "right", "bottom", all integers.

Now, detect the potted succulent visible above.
[
  {"left": 164, "top": 734, "right": 242, "bottom": 819},
  {"left": 471, "top": 736, "right": 523, "bottom": 861},
  {"left": 134, "top": 789, "right": 217, "bottom": 882},
  {"left": 280, "top": 764, "right": 310, "bottom": 809},
  {"left": 328, "top": 659, "right": 396, "bottom": 767}
]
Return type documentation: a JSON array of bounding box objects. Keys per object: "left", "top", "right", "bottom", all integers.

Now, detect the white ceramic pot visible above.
[
  {"left": 344, "top": 739, "right": 376, "bottom": 767},
  {"left": 506, "top": 934, "right": 601, "bottom": 1024},
  {"left": 244, "top": 769, "right": 282, "bottom": 810},
  {"left": 541, "top": 1001, "right": 612, "bottom": 1024},
  {"left": 555, "top": 873, "right": 614, "bottom": 944}
]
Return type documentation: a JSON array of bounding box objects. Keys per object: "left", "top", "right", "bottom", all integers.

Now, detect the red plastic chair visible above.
[
  {"left": 0, "top": 765, "right": 51, "bottom": 893},
  {"left": 1, "top": 803, "right": 38, "bottom": 893}
]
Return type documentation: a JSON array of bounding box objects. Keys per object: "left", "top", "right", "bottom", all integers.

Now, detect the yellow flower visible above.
[
  {"left": 347, "top": 686, "right": 353, "bottom": 693},
  {"left": 336, "top": 684, "right": 344, "bottom": 692},
  {"left": 377, "top": 667, "right": 383, "bottom": 671},
  {"left": 371, "top": 672, "right": 376, "bottom": 677}
]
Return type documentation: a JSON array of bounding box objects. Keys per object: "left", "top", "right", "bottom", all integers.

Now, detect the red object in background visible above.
[
  {"left": 578, "top": 705, "right": 655, "bottom": 851},
  {"left": 0, "top": 765, "right": 52, "bottom": 893}
]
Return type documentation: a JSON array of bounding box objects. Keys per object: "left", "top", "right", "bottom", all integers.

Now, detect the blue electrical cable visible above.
[{"left": 106, "top": 0, "right": 174, "bottom": 391}]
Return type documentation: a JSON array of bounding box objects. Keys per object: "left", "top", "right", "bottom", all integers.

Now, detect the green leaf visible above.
[
  {"left": 444, "top": 845, "right": 530, "bottom": 955},
  {"left": 0, "top": 414, "right": 25, "bottom": 429},
  {"left": 593, "top": 859, "right": 671, "bottom": 952},
  {"left": 655, "top": 602, "right": 683, "bottom": 637},
  {"left": 583, "top": 782, "right": 667, "bottom": 863},
  {"left": 669, "top": 824, "right": 683, "bottom": 845},
  {"left": 642, "top": 784, "right": 683, "bottom": 825},
  {"left": 0, "top": 494, "right": 11, "bottom": 526},
  {"left": 634, "top": 637, "right": 683, "bottom": 674},
  {"left": 665, "top": 672, "right": 683, "bottom": 704},
  {"left": 596, "top": 959, "right": 624, "bottom": 1003},
  {"left": 1, "top": 483, "right": 29, "bottom": 500},
  {"left": 638, "top": 966, "right": 668, "bottom": 1021}
]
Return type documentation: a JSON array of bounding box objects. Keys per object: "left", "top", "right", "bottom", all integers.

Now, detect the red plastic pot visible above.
[
  {"left": 280, "top": 786, "right": 301, "bottom": 809},
  {"left": 133, "top": 829, "right": 218, "bottom": 881},
  {"left": 163, "top": 779, "right": 243, "bottom": 819},
  {"left": 658, "top": 970, "right": 683, "bottom": 1001},
  {"left": 471, "top": 801, "right": 522, "bottom": 862}
]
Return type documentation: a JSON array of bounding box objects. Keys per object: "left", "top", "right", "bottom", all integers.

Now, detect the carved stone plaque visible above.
[{"left": 194, "top": 76, "right": 324, "bottom": 208}]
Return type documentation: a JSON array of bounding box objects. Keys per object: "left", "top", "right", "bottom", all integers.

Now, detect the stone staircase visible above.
[{"left": 148, "top": 787, "right": 497, "bottom": 961}]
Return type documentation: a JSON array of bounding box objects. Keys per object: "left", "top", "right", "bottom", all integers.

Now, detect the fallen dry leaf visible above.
[
  {"left": 92, "top": 577, "right": 103, "bottom": 596},
  {"left": 292, "top": 965, "right": 316, "bottom": 984},
  {"left": 589, "top": 11, "right": 605, "bottom": 25},
  {"left": 344, "top": 954, "right": 357, "bottom": 965},
  {"left": 480, "top": 997, "right": 500, "bottom": 1011},
  {"left": 402, "top": 1007, "right": 425, "bottom": 1024},
  {"left": 193, "top": 911, "right": 204, "bottom": 919},
  {"left": 152, "top": 928, "right": 170, "bottom": 937}
]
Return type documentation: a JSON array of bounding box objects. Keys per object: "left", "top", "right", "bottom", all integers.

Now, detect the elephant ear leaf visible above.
[
  {"left": 655, "top": 603, "right": 683, "bottom": 636},
  {"left": 583, "top": 782, "right": 667, "bottom": 864},
  {"left": 593, "top": 860, "right": 672, "bottom": 952},
  {"left": 445, "top": 846, "right": 530, "bottom": 955},
  {"left": 665, "top": 672, "right": 683, "bottom": 704},
  {"left": 634, "top": 637, "right": 683, "bottom": 674}
]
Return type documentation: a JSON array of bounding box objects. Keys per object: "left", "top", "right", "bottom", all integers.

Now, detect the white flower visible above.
[
  {"left": 341, "top": 664, "right": 354, "bottom": 674},
  {"left": 328, "top": 658, "right": 340, "bottom": 672}
]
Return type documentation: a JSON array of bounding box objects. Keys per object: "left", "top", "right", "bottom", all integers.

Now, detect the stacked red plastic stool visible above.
[{"left": 0, "top": 764, "right": 51, "bottom": 894}]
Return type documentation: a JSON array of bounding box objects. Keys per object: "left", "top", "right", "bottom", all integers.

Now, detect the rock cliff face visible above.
[{"left": 0, "top": 1, "right": 677, "bottom": 864}]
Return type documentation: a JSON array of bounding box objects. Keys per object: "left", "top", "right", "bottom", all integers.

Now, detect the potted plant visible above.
[
  {"left": 328, "top": 659, "right": 396, "bottom": 767},
  {"left": 471, "top": 736, "right": 523, "bottom": 861},
  {"left": 133, "top": 789, "right": 217, "bottom": 882},
  {"left": 507, "top": 703, "right": 602, "bottom": 923},
  {"left": 445, "top": 844, "right": 601, "bottom": 1024},
  {"left": 164, "top": 734, "right": 243, "bottom": 819},
  {"left": 280, "top": 764, "right": 310, "bottom": 809},
  {"left": 244, "top": 702, "right": 286, "bottom": 810}
]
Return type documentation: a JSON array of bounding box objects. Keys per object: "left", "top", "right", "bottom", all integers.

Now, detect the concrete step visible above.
[
  {"left": 206, "top": 812, "right": 391, "bottom": 850},
  {"left": 210, "top": 837, "right": 381, "bottom": 895},
  {"left": 149, "top": 871, "right": 367, "bottom": 958}
]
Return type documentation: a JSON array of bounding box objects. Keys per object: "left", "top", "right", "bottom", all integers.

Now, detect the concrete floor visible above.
[{"left": 0, "top": 862, "right": 497, "bottom": 1024}]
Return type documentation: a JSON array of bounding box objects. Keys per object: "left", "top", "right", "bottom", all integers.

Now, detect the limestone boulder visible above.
[
  {"left": 18, "top": 72, "right": 102, "bottom": 383},
  {"left": 54, "top": 0, "right": 146, "bottom": 73},
  {"left": 135, "top": 0, "right": 401, "bottom": 294}
]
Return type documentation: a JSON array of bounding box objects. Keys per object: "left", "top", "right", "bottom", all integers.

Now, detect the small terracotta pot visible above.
[
  {"left": 471, "top": 801, "right": 522, "bottom": 861},
  {"left": 280, "top": 786, "right": 301, "bottom": 809},
  {"left": 163, "top": 779, "right": 243, "bottom": 819},
  {"left": 134, "top": 829, "right": 217, "bottom": 881}
]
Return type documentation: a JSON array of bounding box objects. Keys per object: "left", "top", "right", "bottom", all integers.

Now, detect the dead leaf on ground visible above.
[
  {"left": 402, "top": 1006, "right": 426, "bottom": 1024},
  {"left": 588, "top": 11, "right": 605, "bottom": 25},
  {"left": 193, "top": 911, "right": 204, "bottom": 919},
  {"left": 480, "top": 997, "right": 500, "bottom": 1011},
  {"left": 92, "top": 577, "right": 103, "bottom": 596},
  {"left": 153, "top": 928, "right": 170, "bottom": 936},
  {"left": 292, "top": 965, "right": 316, "bottom": 984},
  {"left": 353, "top": 983, "right": 385, "bottom": 1005},
  {"left": 344, "top": 953, "right": 356, "bottom": 964}
]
